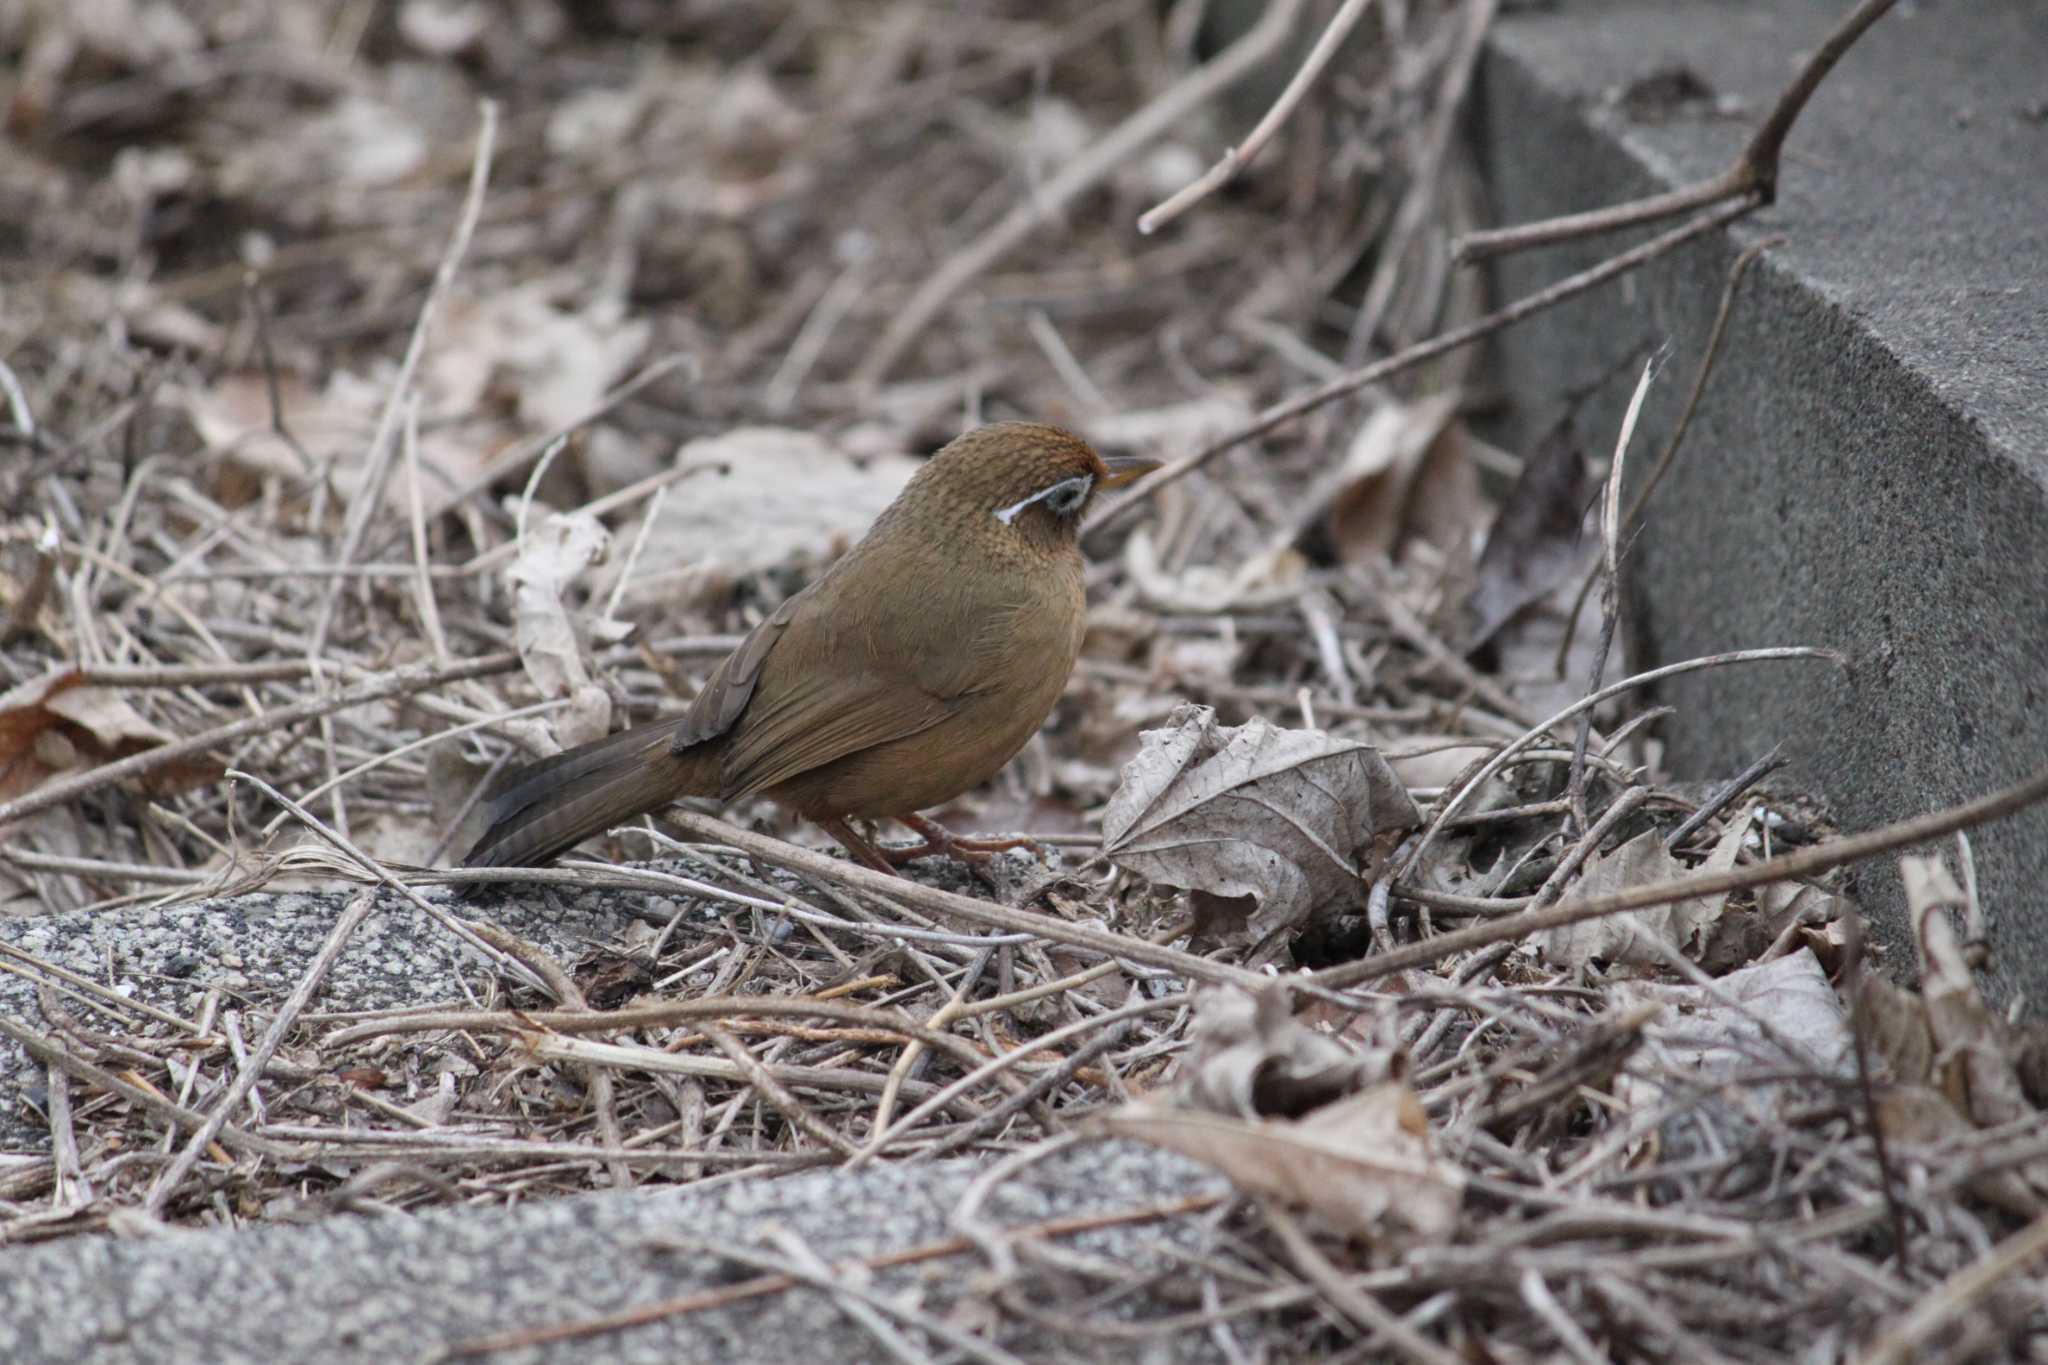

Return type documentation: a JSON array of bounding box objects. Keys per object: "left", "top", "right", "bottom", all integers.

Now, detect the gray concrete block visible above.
[
  {"left": 0, "top": 1141, "right": 1230, "bottom": 1364},
  {"left": 1475, "top": 0, "right": 2048, "bottom": 1002}
]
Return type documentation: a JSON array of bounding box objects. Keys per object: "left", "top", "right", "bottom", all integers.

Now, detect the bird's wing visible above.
[
  {"left": 673, "top": 539, "right": 1006, "bottom": 801},
  {"left": 714, "top": 663, "right": 960, "bottom": 801},
  {"left": 669, "top": 582, "right": 817, "bottom": 752}
]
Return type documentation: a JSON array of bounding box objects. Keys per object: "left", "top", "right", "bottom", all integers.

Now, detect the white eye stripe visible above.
[{"left": 993, "top": 475, "right": 1093, "bottom": 525}]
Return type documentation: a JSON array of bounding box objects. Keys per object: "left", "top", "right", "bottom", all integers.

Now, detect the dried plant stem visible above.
[
  {"left": 1857, "top": 1210, "right": 2048, "bottom": 1365},
  {"left": 311, "top": 100, "right": 497, "bottom": 654},
  {"left": 473, "top": 922, "right": 630, "bottom": 1186},
  {"left": 1453, "top": 0, "right": 1896, "bottom": 261},
  {"left": 1263, "top": 1201, "right": 1466, "bottom": 1365},
  {"left": 232, "top": 771, "right": 555, "bottom": 998},
  {"left": 0, "top": 1015, "right": 297, "bottom": 1160},
  {"left": 702, "top": 1023, "right": 862, "bottom": 1159},
  {"left": 1400, "top": 646, "right": 1840, "bottom": 878},
  {"left": 1086, "top": 194, "right": 1757, "bottom": 545},
  {"left": 1565, "top": 358, "right": 1655, "bottom": 828},
  {"left": 1138, "top": 0, "right": 1381, "bottom": 235},
  {"left": 1556, "top": 238, "right": 1774, "bottom": 674}
]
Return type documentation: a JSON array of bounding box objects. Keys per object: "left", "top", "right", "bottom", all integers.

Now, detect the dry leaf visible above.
[
  {"left": 1322, "top": 393, "right": 1483, "bottom": 563},
  {"left": 1856, "top": 968, "right": 1936, "bottom": 1088},
  {"left": 1873, "top": 1085, "right": 2044, "bottom": 1218},
  {"left": 1536, "top": 828, "right": 1727, "bottom": 967},
  {"left": 1122, "top": 528, "right": 1306, "bottom": 614},
  {"left": 1908, "top": 855, "right": 2037, "bottom": 1132},
  {"left": 1101, "top": 704, "right": 1422, "bottom": 942},
  {"left": 178, "top": 370, "right": 376, "bottom": 483},
  {"left": 508, "top": 510, "right": 613, "bottom": 748},
  {"left": 1465, "top": 423, "right": 1592, "bottom": 659},
  {"left": 427, "top": 282, "right": 652, "bottom": 434},
  {"left": 1097, "top": 1081, "right": 1463, "bottom": 1240},
  {"left": 1835, "top": 858, "right": 2048, "bottom": 1212},
  {"left": 0, "top": 668, "right": 205, "bottom": 802},
  {"left": 1614, "top": 949, "right": 1855, "bottom": 1088},
  {"left": 1178, "top": 985, "right": 1398, "bottom": 1119},
  {"left": 595, "top": 428, "right": 921, "bottom": 614}
]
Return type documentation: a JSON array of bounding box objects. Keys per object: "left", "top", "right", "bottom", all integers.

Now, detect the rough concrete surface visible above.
[
  {"left": 0, "top": 1141, "right": 1231, "bottom": 1364},
  {"left": 0, "top": 884, "right": 629, "bottom": 1150},
  {"left": 1476, "top": 0, "right": 2048, "bottom": 1002}
]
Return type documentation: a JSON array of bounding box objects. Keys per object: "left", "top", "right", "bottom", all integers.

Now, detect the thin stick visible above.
[
  {"left": 1454, "top": 0, "right": 1896, "bottom": 261},
  {"left": 1085, "top": 194, "right": 1757, "bottom": 546},
  {"left": 401, "top": 394, "right": 449, "bottom": 663},
  {"left": 1662, "top": 743, "right": 1785, "bottom": 851},
  {"left": 470, "top": 922, "right": 632, "bottom": 1185},
  {"left": 310, "top": 99, "right": 497, "bottom": 656},
  {"left": 1264, "top": 1201, "right": 1466, "bottom": 1365},
  {"left": 1138, "top": 0, "right": 1380, "bottom": 235},
  {"left": 702, "top": 1024, "right": 862, "bottom": 1159},
  {"left": 1857, "top": 1211, "right": 2048, "bottom": 1365},
  {"left": 0, "top": 1015, "right": 298, "bottom": 1160},
  {"left": 232, "top": 770, "right": 552, "bottom": 997},
  {"left": 403, "top": 351, "right": 698, "bottom": 542}
]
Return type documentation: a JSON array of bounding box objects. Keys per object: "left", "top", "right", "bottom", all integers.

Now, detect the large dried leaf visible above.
[
  {"left": 1101, "top": 704, "right": 1422, "bottom": 942},
  {"left": 1097, "top": 1081, "right": 1463, "bottom": 1241},
  {"left": 594, "top": 428, "right": 922, "bottom": 614},
  {"left": 1536, "top": 828, "right": 1731, "bottom": 968},
  {"left": 1615, "top": 949, "right": 1854, "bottom": 1087}
]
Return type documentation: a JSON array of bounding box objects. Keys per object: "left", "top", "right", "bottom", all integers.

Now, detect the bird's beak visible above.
[{"left": 1097, "top": 455, "right": 1163, "bottom": 490}]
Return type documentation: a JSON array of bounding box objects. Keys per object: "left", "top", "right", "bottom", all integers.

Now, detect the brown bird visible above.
[{"left": 464, "top": 423, "right": 1158, "bottom": 874}]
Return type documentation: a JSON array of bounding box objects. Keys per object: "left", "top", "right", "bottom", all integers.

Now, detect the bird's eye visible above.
[{"left": 993, "top": 475, "right": 1094, "bottom": 526}]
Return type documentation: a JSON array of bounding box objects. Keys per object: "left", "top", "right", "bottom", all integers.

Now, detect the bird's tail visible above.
[{"left": 463, "top": 718, "right": 719, "bottom": 868}]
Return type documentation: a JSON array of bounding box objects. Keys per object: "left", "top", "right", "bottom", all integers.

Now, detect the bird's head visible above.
[{"left": 905, "top": 422, "right": 1159, "bottom": 548}]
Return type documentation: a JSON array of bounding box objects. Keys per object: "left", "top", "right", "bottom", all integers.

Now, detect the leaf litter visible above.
[{"left": 0, "top": 1, "right": 2041, "bottom": 1359}]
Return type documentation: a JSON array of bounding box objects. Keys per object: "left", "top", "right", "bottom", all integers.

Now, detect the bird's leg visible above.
[
  {"left": 882, "top": 813, "right": 1045, "bottom": 867},
  {"left": 815, "top": 817, "right": 901, "bottom": 876}
]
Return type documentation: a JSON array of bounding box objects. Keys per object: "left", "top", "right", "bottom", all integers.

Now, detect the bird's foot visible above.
[
  {"left": 883, "top": 813, "right": 1045, "bottom": 869},
  {"left": 817, "top": 815, "right": 1044, "bottom": 888}
]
